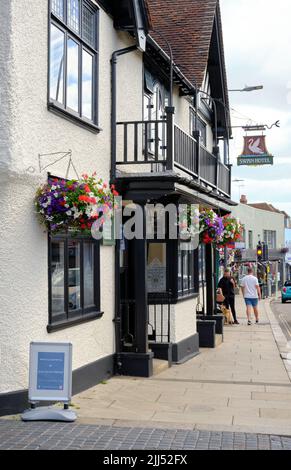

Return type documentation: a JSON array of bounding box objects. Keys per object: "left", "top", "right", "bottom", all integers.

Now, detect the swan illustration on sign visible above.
[
  {"left": 248, "top": 137, "right": 265, "bottom": 155},
  {"left": 238, "top": 135, "right": 274, "bottom": 166}
]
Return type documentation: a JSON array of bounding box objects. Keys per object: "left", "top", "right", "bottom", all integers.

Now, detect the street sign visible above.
[{"left": 238, "top": 135, "right": 274, "bottom": 166}]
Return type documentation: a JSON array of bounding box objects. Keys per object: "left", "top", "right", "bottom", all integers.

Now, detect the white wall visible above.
[
  {"left": 0, "top": 1, "right": 142, "bottom": 393},
  {"left": 231, "top": 204, "right": 285, "bottom": 249},
  {"left": 173, "top": 299, "right": 197, "bottom": 344}
]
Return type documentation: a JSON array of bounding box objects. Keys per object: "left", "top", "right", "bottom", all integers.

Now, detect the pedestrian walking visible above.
[
  {"left": 240, "top": 267, "right": 262, "bottom": 325},
  {"left": 218, "top": 269, "right": 239, "bottom": 325}
]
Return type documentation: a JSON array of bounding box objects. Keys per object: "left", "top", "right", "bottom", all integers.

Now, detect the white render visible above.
[
  {"left": 0, "top": 2, "right": 144, "bottom": 394},
  {"left": 231, "top": 203, "right": 285, "bottom": 250},
  {"left": 0, "top": 1, "right": 215, "bottom": 395}
]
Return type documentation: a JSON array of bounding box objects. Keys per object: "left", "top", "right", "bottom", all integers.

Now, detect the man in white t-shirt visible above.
[{"left": 240, "top": 267, "right": 262, "bottom": 325}]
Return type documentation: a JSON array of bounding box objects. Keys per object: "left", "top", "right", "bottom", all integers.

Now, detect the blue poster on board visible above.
[{"left": 37, "top": 352, "right": 65, "bottom": 391}]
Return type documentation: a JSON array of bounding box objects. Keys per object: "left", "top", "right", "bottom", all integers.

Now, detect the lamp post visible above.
[
  {"left": 232, "top": 179, "right": 245, "bottom": 199},
  {"left": 229, "top": 85, "right": 264, "bottom": 92}
]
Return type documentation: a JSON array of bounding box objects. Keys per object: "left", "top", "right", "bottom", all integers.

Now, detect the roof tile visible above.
[{"left": 146, "top": 0, "right": 220, "bottom": 87}]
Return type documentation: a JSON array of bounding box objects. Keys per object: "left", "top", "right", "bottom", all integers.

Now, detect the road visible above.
[
  {"left": 1, "top": 420, "right": 291, "bottom": 450},
  {"left": 270, "top": 300, "right": 291, "bottom": 344}
]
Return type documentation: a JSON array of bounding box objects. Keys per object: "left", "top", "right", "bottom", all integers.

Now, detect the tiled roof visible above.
[
  {"left": 248, "top": 203, "right": 285, "bottom": 215},
  {"left": 146, "top": 0, "right": 221, "bottom": 88}
]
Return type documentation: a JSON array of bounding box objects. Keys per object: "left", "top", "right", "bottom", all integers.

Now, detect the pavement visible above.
[{"left": 1, "top": 295, "right": 291, "bottom": 450}]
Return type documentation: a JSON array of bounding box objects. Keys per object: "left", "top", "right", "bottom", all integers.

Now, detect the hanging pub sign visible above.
[{"left": 238, "top": 135, "right": 274, "bottom": 166}]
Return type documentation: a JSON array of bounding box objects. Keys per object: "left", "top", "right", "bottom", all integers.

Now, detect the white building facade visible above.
[{"left": 0, "top": 0, "right": 233, "bottom": 414}]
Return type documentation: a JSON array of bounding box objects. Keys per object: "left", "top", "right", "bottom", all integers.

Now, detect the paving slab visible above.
[{"left": 66, "top": 298, "right": 291, "bottom": 435}]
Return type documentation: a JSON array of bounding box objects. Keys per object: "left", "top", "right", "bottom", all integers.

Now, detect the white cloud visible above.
[{"left": 220, "top": 0, "right": 291, "bottom": 214}]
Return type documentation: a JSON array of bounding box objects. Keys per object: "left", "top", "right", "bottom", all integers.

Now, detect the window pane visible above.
[
  {"left": 84, "top": 242, "right": 94, "bottom": 307},
  {"left": 178, "top": 244, "right": 182, "bottom": 293},
  {"left": 189, "top": 251, "right": 194, "bottom": 290},
  {"left": 68, "top": 240, "right": 81, "bottom": 311},
  {"left": 82, "top": 5, "right": 95, "bottom": 47},
  {"left": 50, "top": 24, "right": 64, "bottom": 104},
  {"left": 147, "top": 243, "right": 167, "bottom": 293},
  {"left": 51, "top": 241, "right": 65, "bottom": 316},
  {"left": 183, "top": 252, "right": 189, "bottom": 291},
  {"left": 68, "top": 0, "right": 80, "bottom": 33},
  {"left": 52, "top": 0, "right": 64, "bottom": 19},
  {"left": 82, "top": 50, "right": 93, "bottom": 120},
  {"left": 67, "top": 38, "right": 79, "bottom": 112}
]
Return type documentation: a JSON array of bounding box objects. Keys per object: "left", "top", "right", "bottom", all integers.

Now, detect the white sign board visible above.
[
  {"left": 28, "top": 342, "right": 73, "bottom": 403},
  {"left": 147, "top": 259, "right": 167, "bottom": 293}
]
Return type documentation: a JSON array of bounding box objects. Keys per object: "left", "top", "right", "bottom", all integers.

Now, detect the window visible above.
[
  {"left": 147, "top": 243, "right": 167, "bottom": 294},
  {"left": 143, "top": 70, "right": 169, "bottom": 158},
  {"left": 178, "top": 241, "right": 198, "bottom": 298},
  {"left": 263, "top": 230, "right": 277, "bottom": 249},
  {"left": 49, "top": 0, "right": 98, "bottom": 126},
  {"left": 190, "top": 108, "right": 207, "bottom": 146},
  {"left": 198, "top": 243, "right": 206, "bottom": 285},
  {"left": 248, "top": 230, "right": 253, "bottom": 249},
  {"left": 48, "top": 233, "right": 101, "bottom": 331}
]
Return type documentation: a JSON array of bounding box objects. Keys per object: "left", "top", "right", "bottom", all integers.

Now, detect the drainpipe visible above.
[{"left": 111, "top": 45, "right": 138, "bottom": 181}]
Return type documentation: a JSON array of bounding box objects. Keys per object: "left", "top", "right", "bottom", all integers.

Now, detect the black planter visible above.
[
  {"left": 197, "top": 320, "right": 216, "bottom": 348},
  {"left": 197, "top": 315, "right": 224, "bottom": 336}
]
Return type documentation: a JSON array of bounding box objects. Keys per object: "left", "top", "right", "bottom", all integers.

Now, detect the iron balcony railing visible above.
[{"left": 115, "top": 113, "right": 231, "bottom": 197}]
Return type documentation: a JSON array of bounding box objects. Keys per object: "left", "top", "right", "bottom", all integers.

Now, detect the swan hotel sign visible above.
[{"left": 238, "top": 135, "right": 274, "bottom": 166}]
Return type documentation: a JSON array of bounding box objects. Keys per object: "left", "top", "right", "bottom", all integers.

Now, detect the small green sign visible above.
[
  {"left": 101, "top": 219, "right": 116, "bottom": 246},
  {"left": 237, "top": 155, "right": 274, "bottom": 166}
]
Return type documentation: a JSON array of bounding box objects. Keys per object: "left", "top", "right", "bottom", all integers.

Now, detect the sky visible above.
[{"left": 220, "top": 0, "right": 291, "bottom": 215}]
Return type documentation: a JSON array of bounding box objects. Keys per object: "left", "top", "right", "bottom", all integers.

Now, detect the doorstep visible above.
[{"left": 152, "top": 359, "right": 170, "bottom": 376}]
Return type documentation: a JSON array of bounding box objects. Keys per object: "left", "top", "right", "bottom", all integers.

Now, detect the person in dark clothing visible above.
[{"left": 218, "top": 269, "right": 239, "bottom": 324}]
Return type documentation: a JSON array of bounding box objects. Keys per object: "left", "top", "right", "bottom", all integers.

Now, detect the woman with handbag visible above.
[{"left": 218, "top": 269, "right": 239, "bottom": 325}]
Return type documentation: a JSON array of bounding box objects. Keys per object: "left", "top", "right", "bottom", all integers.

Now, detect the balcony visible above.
[{"left": 114, "top": 111, "right": 231, "bottom": 198}]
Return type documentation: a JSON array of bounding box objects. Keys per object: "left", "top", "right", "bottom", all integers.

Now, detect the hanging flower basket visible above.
[
  {"left": 199, "top": 210, "right": 243, "bottom": 248},
  {"left": 199, "top": 209, "right": 224, "bottom": 245},
  {"left": 218, "top": 216, "right": 243, "bottom": 248},
  {"left": 35, "top": 173, "right": 119, "bottom": 234}
]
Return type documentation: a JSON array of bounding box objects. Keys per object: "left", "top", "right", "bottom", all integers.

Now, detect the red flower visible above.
[
  {"left": 84, "top": 185, "right": 91, "bottom": 193},
  {"left": 112, "top": 190, "right": 119, "bottom": 197},
  {"left": 81, "top": 224, "right": 87, "bottom": 230},
  {"left": 203, "top": 233, "right": 213, "bottom": 244},
  {"left": 78, "top": 195, "right": 90, "bottom": 203}
]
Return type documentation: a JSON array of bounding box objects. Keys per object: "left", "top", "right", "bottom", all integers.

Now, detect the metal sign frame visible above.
[{"left": 28, "top": 342, "right": 73, "bottom": 403}]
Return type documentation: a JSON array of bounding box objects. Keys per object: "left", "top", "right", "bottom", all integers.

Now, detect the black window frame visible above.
[
  {"left": 189, "top": 107, "right": 207, "bottom": 146},
  {"left": 48, "top": 0, "right": 100, "bottom": 132},
  {"left": 147, "top": 239, "right": 199, "bottom": 305},
  {"left": 177, "top": 241, "right": 199, "bottom": 299},
  {"left": 198, "top": 243, "right": 206, "bottom": 286},
  {"left": 48, "top": 231, "right": 102, "bottom": 332}
]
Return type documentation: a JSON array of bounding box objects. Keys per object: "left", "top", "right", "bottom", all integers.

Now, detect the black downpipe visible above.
[{"left": 111, "top": 45, "right": 137, "bottom": 373}]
